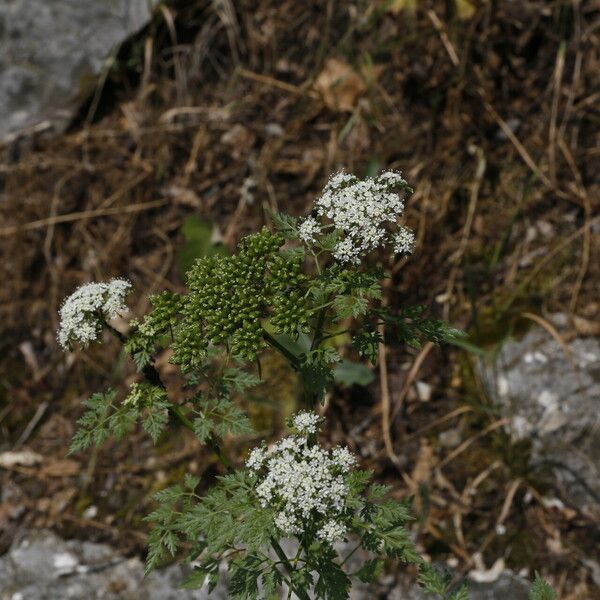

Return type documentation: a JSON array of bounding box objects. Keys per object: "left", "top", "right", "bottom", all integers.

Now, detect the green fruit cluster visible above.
[
  {"left": 176, "top": 228, "right": 309, "bottom": 361},
  {"left": 141, "top": 291, "right": 184, "bottom": 335},
  {"left": 124, "top": 291, "right": 184, "bottom": 369},
  {"left": 269, "top": 255, "right": 310, "bottom": 335}
]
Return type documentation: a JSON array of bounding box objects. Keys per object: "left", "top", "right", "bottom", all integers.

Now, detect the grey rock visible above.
[
  {"left": 468, "top": 572, "right": 529, "bottom": 599},
  {"left": 0, "top": 0, "right": 159, "bottom": 141},
  {"left": 480, "top": 322, "right": 600, "bottom": 517},
  {"left": 385, "top": 569, "right": 529, "bottom": 600},
  {"left": 0, "top": 530, "right": 228, "bottom": 599}
]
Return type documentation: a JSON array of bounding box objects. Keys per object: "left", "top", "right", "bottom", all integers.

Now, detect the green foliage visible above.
[
  {"left": 270, "top": 212, "right": 300, "bottom": 240},
  {"left": 125, "top": 291, "right": 184, "bottom": 369},
  {"left": 192, "top": 396, "right": 254, "bottom": 442},
  {"left": 379, "top": 305, "right": 466, "bottom": 349},
  {"left": 450, "top": 586, "right": 470, "bottom": 600},
  {"left": 222, "top": 367, "right": 261, "bottom": 392},
  {"left": 69, "top": 388, "right": 138, "bottom": 452},
  {"left": 529, "top": 573, "right": 556, "bottom": 600},
  {"left": 354, "top": 558, "right": 384, "bottom": 583},
  {"left": 300, "top": 346, "right": 340, "bottom": 404},
  {"left": 175, "top": 227, "right": 313, "bottom": 362},
  {"left": 182, "top": 561, "right": 220, "bottom": 591},
  {"left": 69, "top": 389, "right": 119, "bottom": 453},
  {"left": 144, "top": 477, "right": 197, "bottom": 572},
  {"left": 143, "top": 458, "right": 428, "bottom": 600},
  {"left": 65, "top": 192, "right": 558, "bottom": 600},
  {"left": 125, "top": 382, "right": 170, "bottom": 442},
  {"left": 313, "top": 551, "right": 351, "bottom": 600},
  {"left": 418, "top": 564, "right": 453, "bottom": 596},
  {"left": 333, "top": 359, "right": 375, "bottom": 387},
  {"left": 178, "top": 215, "right": 227, "bottom": 277},
  {"left": 332, "top": 294, "right": 370, "bottom": 320},
  {"left": 70, "top": 383, "right": 170, "bottom": 453},
  {"left": 351, "top": 328, "right": 381, "bottom": 363},
  {"left": 144, "top": 471, "right": 276, "bottom": 577}
]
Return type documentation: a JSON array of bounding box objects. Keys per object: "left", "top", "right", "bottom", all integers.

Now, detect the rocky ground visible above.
[
  {"left": 480, "top": 315, "right": 600, "bottom": 521},
  {"left": 1, "top": 530, "right": 533, "bottom": 600},
  {"left": 1, "top": 0, "right": 599, "bottom": 597}
]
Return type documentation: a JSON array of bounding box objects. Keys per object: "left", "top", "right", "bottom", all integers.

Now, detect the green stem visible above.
[
  {"left": 319, "top": 329, "right": 350, "bottom": 342},
  {"left": 270, "top": 538, "right": 311, "bottom": 600},
  {"left": 309, "top": 301, "right": 334, "bottom": 313},
  {"left": 309, "top": 248, "right": 322, "bottom": 275},
  {"left": 262, "top": 330, "right": 301, "bottom": 369},
  {"left": 105, "top": 323, "right": 232, "bottom": 471},
  {"left": 311, "top": 297, "right": 330, "bottom": 352},
  {"left": 341, "top": 534, "right": 365, "bottom": 566}
]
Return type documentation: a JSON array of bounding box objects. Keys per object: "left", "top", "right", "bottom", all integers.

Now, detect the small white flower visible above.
[
  {"left": 292, "top": 411, "right": 322, "bottom": 435},
  {"left": 317, "top": 519, "right": 347, "bottom": 544},
  {"left": 331, "top": 446, "right": 356, "bottom": 473},
  {"left": 313, "top": 170, "right": 411, "bottom": 264},
  {"left": 274, "top": 511, "right": 302, "bottom": 535},
  {"left": 103, "top": 279, "right": 133, "bottom": 318},
  {"left": 298, "top": 217, "right": 321, "bottom": 244},
  {"left": 58, "top": 279, "right": 131, "bottom": 349},
  {"left": 392, "top": 226, "right": 415, "bottom": 255},
  {"left": 332, "top": 236, "right": 361, "bottom": 265},
  {"left": 246, "top": 447, "right": 267, "bottom": 471},
  {"left": 249, "top": 411, "right": 355, "bottom": 544}
]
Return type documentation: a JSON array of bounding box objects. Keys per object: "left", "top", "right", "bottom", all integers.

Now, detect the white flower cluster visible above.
[
  {"left": 291, "top": 410, "right": 322, "bottom": 435},
  {"left": 298, "top": 216, "right": 321, "bottom": 244},
  {"left": 246, "top": 412, "right": 357, "bottom": 545},
  {"left": 392, "top": 226, "right": 416, "bottom": 255},
  {"left": 317, "top": 519, "right": 347, "bottom": 544},
  {"left": 303, "top": 171, "right": 414, "bottom": 264},
  {"left": 57, "top": 279, "right": 131, "bottom": 349}
]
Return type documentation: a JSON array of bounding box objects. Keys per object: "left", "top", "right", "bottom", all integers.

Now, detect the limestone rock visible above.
[
  {"left": 0, "top": 529, "right": 227, "bottom": 600},
  {"left": 0, "top": 0, "right": 158, "bottom": 140},
  {"left": 479, "top": 322, "right": 600, "bottom": 518}
]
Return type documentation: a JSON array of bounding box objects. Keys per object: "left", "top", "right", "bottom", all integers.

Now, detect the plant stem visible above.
[
  {"left": 318, "top": 328, "right": 350, "bottom": 342},
  {"left": 340, "top": 534, "right": 365, "bottom": 566},
  {"left": 170, "top": 404, "right": 232, "bottom": 470},
  {"left": 262, "top": 330, "right": 301, "bottom": 369},
  {"left": 270, "top": 537, "right": 311, "bottom": 600},
  {"left": 105, "top": 323, "right": 232, "bottom": 471},
  {"left": 309, "top": 248, "right": 322, "bottom": 275},
  {"left": 311, "top": 299, "right": 330, "bottom": 352}
]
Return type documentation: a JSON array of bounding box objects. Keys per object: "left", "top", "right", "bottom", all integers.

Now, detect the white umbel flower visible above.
[
  {"left": 298, "top": 216, "right": 321, "bottom": 244},
  {"left": 274, "top": 511, "right": 302, "bottom": 535},
  {"left": 249, "top": 411, "right": 356, "bottom": 545},
  {"left": 392, "top": 226, "right": 415, "bottom": 255},
  {"left": 246, "top": 447, "right": 267, "bottom": 471},
  {"left": 331, "top": 446, "right": 357, "bottom": 473},
  {"left": 313, "top": 170, "right": 412, "bottom": 264},
  {"left": 317, "top": 519, "right": 347, "bottom": 544},
  {"left": 58, "top": 279, "right": 131, "bottom": 349},
  {"left": 292, "top": 410, "right": 322, "bottom": 435}
]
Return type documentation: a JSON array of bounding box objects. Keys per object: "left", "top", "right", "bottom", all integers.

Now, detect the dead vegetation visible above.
[{"left": 0, "top": 0, "right": 599, "bottom": 595}]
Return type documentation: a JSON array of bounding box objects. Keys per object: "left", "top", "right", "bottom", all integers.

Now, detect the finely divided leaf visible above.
[
  {"left": 314, "top": 558, "right": 351, "bottom": 600},
  {"left": 529, "top": 573, "right": 556, "bottom": 600}
]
